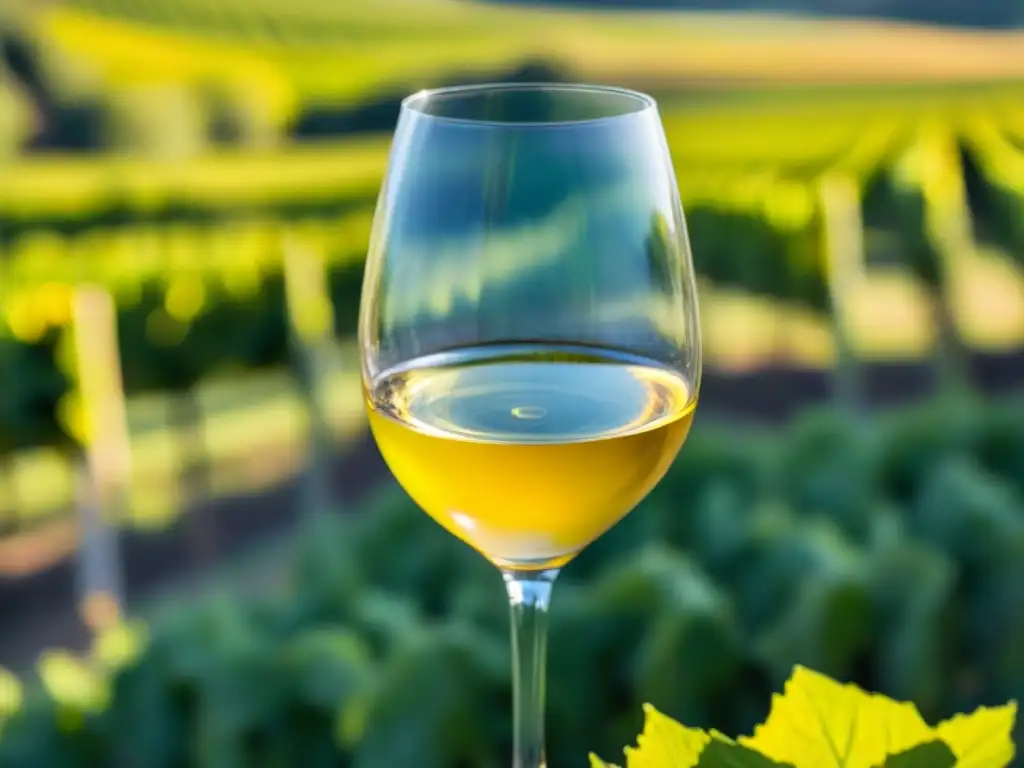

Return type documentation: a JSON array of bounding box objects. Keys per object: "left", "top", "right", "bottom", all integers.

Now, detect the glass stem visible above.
[{"left": 503, "top": 568, "right": 559, "bottom": 768}]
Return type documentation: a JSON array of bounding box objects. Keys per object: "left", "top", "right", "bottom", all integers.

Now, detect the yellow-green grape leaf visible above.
[
  {"left": 627, "top": 704, "right": 712, "bottom": 768},
  {"left": 38, "top": 650, "right": 110, "bottom": 715},
  {"left": 593, "top": 724, "right": 793, "bottom": 768},
  {"left": 91, "top": 619, "right": 148, "bottom": 673},
  {"left": 0, "top": 665, "right": 23, "bottom": 721},
  {"left": 740, "top": 666, "right": 935, "bottom": 768},
  {"left": 593, "top": 703, "right": 713, "bottom": 768},
  {"left": 877, "top": 742, "right": 956, "bottom": 768},
  {"left": 936, "top": 702, "right": 1018, "bottom": 768}
]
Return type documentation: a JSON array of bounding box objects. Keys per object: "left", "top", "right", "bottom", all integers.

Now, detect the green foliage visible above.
[
  {"left": 2, "top": 394, "right": 1024, "bottom": 765},
  {"left": 0, "top": 332, "right": 67, "bottom": 451}
]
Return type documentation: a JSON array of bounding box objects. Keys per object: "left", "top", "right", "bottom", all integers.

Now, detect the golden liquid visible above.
[{"left": 366, "top": 344, "right": 696, "bottom": 569}]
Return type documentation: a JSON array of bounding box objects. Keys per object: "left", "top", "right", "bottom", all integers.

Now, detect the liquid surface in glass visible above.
[{"left": 366, "top": 343, "right": 696, "bottom": 568}]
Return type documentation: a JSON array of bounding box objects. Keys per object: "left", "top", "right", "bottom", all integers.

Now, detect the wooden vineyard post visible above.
[
  {"left": 902, "top": 127, "right": 975, "bottom": 396},
  {"left": 69, "top": 285, "right": 131, "bottom": 633},
  {"left": 283, "top": 231, "right": 336, "bottom": 517},
  {"left": 818, "top": 174, "right": 866, "bottom": 413}
]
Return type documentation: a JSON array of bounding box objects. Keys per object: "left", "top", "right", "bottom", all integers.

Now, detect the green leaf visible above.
[
  {"left": 936, "top": 702, "right": 1018, "bottom": 767},
  {"left": 695, "top": 737, "right": 794, "bottom": 767},
  {"left": 353, "top": 624, "right": 505, "bottom": 768},
  {"left": 756, "top": 567, "right": 872, "bottom": 686},
  {"left": 876, "top": 741, "right": 956, "bottom": 768},
  {"left": 285, "top": 627, "right": 373, "bottom": 711},
  {"left": 740, "top": 666, "right": 935, "bottom": 767}
]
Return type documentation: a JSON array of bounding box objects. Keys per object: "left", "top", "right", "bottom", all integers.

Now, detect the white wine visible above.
[{"left": 366, "top": 343, "right": 696, "bottom": 569}]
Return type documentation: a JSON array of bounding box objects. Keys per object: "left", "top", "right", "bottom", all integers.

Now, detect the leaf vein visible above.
[
  {"left": 807, "top": 691, "right": 846, "bottom": 766},
  {"left": 841, "top": 703, "right": 859, "bottom": 766}
]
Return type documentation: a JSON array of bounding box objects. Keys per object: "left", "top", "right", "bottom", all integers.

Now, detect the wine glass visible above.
[{"left": 359, "top": 83, "right": 701, "bottom": 767}]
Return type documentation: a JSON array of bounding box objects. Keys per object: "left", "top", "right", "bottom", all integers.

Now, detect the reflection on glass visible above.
[{"left": 359, "top": 83, "right": 702, "bottom": 768}]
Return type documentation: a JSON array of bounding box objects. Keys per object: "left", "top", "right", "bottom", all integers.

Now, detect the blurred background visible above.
[{"left": 2, "top": 0, "right": 1024, "bottom": 765}]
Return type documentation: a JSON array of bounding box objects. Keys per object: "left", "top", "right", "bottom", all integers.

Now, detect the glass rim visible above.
[{"left": 400, "top": 82, "right": 658, "bottom": 128}]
